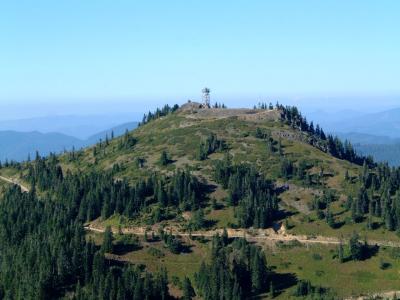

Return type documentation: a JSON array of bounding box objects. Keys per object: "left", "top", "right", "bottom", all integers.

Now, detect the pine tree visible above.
[
  {"left": 222, "top": 228, "right": 229, "bottom": 245},
  {"left": 182, "top": 277, "right": 195, "bottom": 300},
  {"left": 101, "top": 226, "right": 113, "bottom": 254},
  {"left": 191, "top": 209, "right": 206, "bottom": 230},
  {"left": 351, "top": 199, "right": 361, "bottom": 223},
  {"left": 338, "top": 240, "right": 344, "bottom": 263},
  {"left": 349, "top": 232, "right": 363, "bottom": 261},
  {"left": 160, "top": 150, "right": 169, "bottom": 166},
  {"left": 251, "top": 252, "right": 265, "bottom": 293},
  {"left": 385, "top": 210, "right": 395, "bottom": 231},
  {"left": 278, "top": 138, "right": 283, "bottom": 156},
  {"left": 101, "top": 201, "right": 111, "bottom": 220},
  {"left": 157, "top": 267, "right": 169, "bottom": 300},
  {"left": 326, "top": 206, "right": 335, "bottom": 228}
]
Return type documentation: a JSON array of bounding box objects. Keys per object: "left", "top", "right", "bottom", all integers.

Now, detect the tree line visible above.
[
  {"left": 256, "top": 102, "right": 373, "bottom": 166},
  {"left": 139, "top": 104, "right": 179, "bottom": 126}
]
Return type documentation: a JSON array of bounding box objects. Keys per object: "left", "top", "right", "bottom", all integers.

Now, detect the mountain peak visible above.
[{"left": 178, "top": 102, "right": 282, "bottom": 122}]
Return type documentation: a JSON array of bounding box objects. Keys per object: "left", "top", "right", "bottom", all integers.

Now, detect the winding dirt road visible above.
[
  {"left": 1, "top": 173, "right": 398, "bottom": 249},
  {"left": 346, "top": 290, "right": 400, "bottom": 300},
  {"left": 87, "top": 223, "right": 400, "bottom": 299},
  {"left": 0, "top": 175, "right": 29, "bottom": 193},
  {"left": 3, "top": 173, "right": 400, "bottom": 298},
  {"left": 84, "top": 223, "right": 400, "bottom": 248}
]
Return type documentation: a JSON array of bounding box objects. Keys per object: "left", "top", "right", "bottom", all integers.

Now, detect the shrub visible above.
[
  {"left": 147, "top": 247, "right": 165, "bottom": 258},
  {"left": 312, "top": 253, "right": 323, "bottom": 261}
]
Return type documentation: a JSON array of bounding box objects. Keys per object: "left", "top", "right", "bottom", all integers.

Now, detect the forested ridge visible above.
[
  {"left": 0, "top": 184, "right": 169, "bottom": 299},
  {"left": 1, "top": 103, "right": 400, "bottom": 299}
]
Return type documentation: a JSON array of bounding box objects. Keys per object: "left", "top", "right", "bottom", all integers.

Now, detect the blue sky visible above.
[{"left": 0, "top": 1, "right": 399, "bottom": 117}]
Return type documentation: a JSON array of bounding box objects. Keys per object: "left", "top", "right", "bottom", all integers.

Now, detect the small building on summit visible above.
[{"left": 181, "top": 88, "right": 212, "bottom": 111}]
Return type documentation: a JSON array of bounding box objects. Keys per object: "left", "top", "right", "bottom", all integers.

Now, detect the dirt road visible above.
[
  {"left": 84, "top": 223, "right": 400, "bottom": 248},
  {"left": 0, "top": 175, "right": 29, "bottom": 193},
  {"left": 346, "top": 290, "right": 400, "bottom": 300},
  {"left": 1, "top": 174, "right": 397, "bottom": 248}
]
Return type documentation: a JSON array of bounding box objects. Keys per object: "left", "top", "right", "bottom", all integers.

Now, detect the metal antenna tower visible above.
[{"left": 202, "top": 87, "right": 210, "bottom": 108}]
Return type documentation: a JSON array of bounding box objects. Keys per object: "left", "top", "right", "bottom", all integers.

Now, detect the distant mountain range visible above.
[
  {"left": 331, "top": 108, "right": 400, "bottom": 138},
  {"left": 354, "top": 143, "right": 400, "bottom": 167},
  {"left": 306, "top": 107, "right": 400, "bottom": 166},
  {"left": 335, "top": 132, "right": 400, "bottom": 145},
  {"left": 85, "top": 121, "right": 139, "bottom": 145},
  {"left": 306, "top": 107, "right": 400, "bottom": 139},
  {"left": 0, "top": 113, "right": 142, "bottom": 139},
  {"left": 0, "top": 121, "right": 138, "bottom": 162}
]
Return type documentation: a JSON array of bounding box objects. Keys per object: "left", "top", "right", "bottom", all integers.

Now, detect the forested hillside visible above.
[{"left": 1, "top": 102, "right": 400, "bottom": 299}]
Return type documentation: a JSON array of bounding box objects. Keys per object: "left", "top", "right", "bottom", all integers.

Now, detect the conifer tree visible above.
[
  {"left": 349, "top": 232, "right": 363, "bottom": 261},
  {"left": 326, "top": 206, "right": 335, "bottom": 228},
  {"left": 182, "top": 277, "right": 196, "bottom": 300},
  {"left": 101, "top": 226, "right": 113, "bottom": 254},
  {"left": 338, "top": 240, "right": 344, "bottom": 263},
  {"left": 160, "top": 150, "right": 169, "bottom": 166}
]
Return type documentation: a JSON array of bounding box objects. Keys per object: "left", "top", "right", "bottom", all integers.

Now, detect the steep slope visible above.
[
  {"left": 60, "top": 105, "right": 376, "bottom": 238},
  {"left": 58, "top": 105, "right": 358, "bottom": 187}
]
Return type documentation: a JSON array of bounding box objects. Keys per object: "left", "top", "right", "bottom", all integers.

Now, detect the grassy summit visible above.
[{"left": 54, "top": 103, "right": 362, "bottom": 230}]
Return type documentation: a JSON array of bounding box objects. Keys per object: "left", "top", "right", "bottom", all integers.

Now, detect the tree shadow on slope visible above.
[
  {"left": 274, "top": 209, "right": 297, "bottom": 222},
  {"left": 268, "top": 271, "right": 298, "bottom": 297},
  {"left": 113, "top": 243, "right": 143, "bottom": 255}
]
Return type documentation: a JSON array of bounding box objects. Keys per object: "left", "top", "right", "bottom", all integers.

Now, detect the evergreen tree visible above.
[
  {"left": 326, "top": 206, "right": 335, "bottom": 228},
  {"left": 338, "top": 240, "right": 344, "bottom": 263},
  {"left": 222, "top": 228, "right": 229, "bottom": 245},
  {"left": 101, "top": 226, "right": 113, "bottom": 254},
  {"left": 349, "top": 232, "right": 363, "bottom": 261},
  {"left": 182, "top": 277, "right": 196, "bottom": 300},
  {"left": 191, "top": 209, "right": 206, "bottom": 230},
  {"left": 160, "top": 150, "right": 169, "bottom": 166}
]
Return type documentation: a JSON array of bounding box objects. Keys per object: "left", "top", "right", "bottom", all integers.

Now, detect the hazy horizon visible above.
[
  {"left": 1, "top": 1, "right": 399, "bottom": 136},
  {"left": 1, "top": 1, "right": 399, "bottom": 118},
  {"left": 0, "top": 94, "right": 399, "bottom": 122}
]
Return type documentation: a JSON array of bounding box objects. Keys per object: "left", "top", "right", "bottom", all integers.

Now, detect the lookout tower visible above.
[{"left": 202, "top": 87, "right": 210, "bottom": 108}]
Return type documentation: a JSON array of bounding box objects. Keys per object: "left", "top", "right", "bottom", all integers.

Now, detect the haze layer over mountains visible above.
[
  {"left": 305, "top": 107, "right": 400, "bottom": 166},
  {"left": 0, "top": 113, "right": 138, "bottom": 162},
  {"left": 3, "top": 102, "right": 400, "bottom": 166}
]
